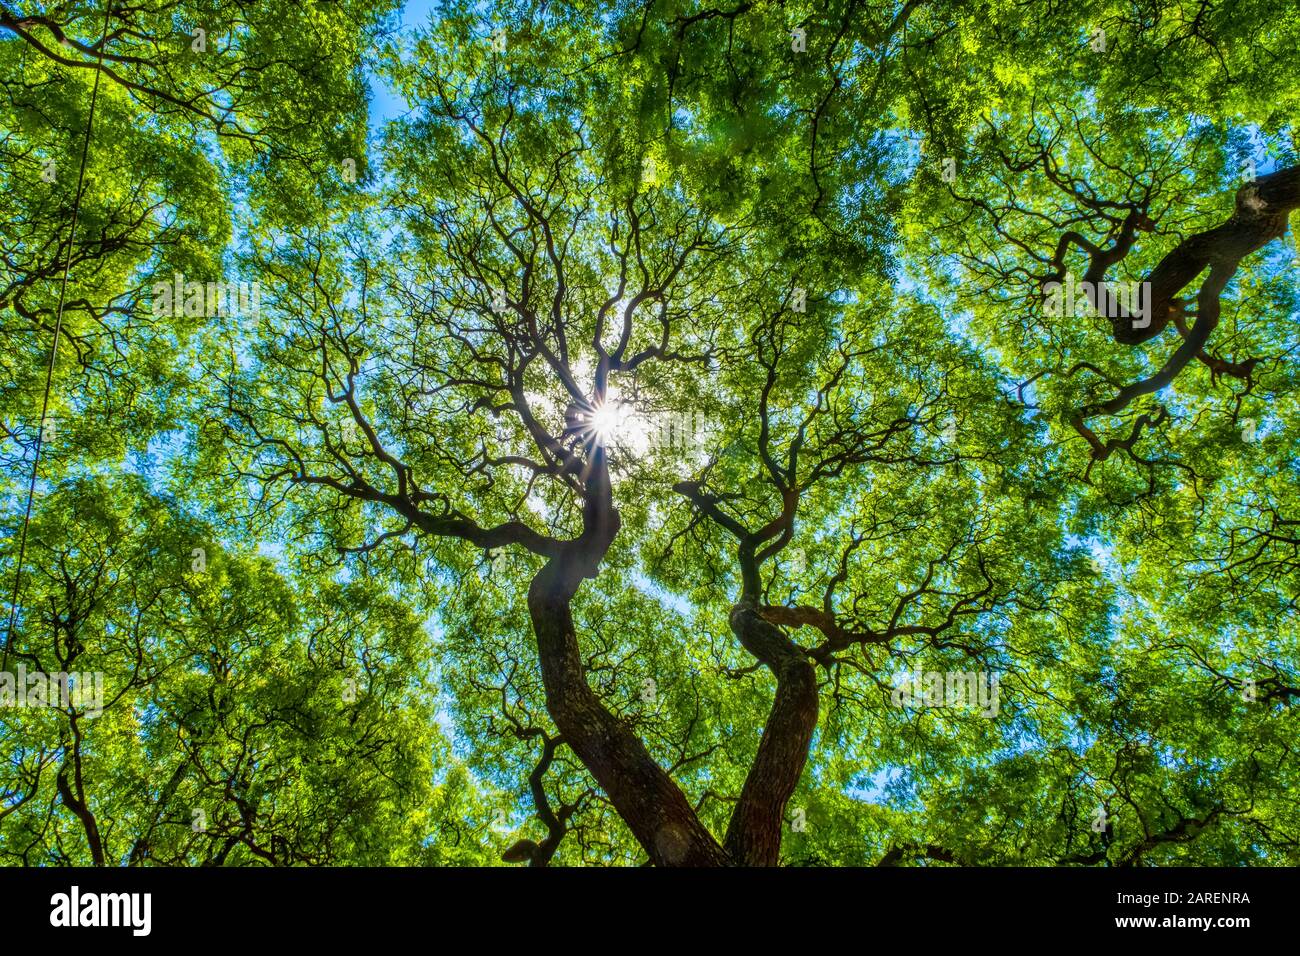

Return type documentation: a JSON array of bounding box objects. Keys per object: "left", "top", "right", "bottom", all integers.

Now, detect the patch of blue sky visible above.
[
  {"left": 368, "top": 0, "right": 441, "bottom": 129},
  {"left": 850, "top": 765, "right": 923, "bottom": 810},
  {"left": 1062, "top": 716, "right": 1098, "bottom": 757},
  {"left": 1060, "top": 532, "right": 1116, "bottom": 576},
  {"left": 632, "top": 571, "right": 693, "bottom": 617}
]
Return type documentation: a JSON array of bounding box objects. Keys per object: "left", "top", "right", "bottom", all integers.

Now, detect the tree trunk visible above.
[
  {"left": 722, "top": 600, "right": 819, "bottom": 866},
  {"left": 524, "top": 448, "right": 731, "bottom": 866}
]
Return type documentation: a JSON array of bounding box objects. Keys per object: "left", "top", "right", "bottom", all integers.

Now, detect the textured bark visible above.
[
  {"left": 1111, "top": 166, "right": 1299, "bottom": 345},
  {"left": 525, "top": 450, "right": 730, "bottom": 866},
  {"left": 722, "top": 600, "right": 819, "bottom": 866},
  {"left": 670, "top": 482, "right": 823, "bottom": 865}
]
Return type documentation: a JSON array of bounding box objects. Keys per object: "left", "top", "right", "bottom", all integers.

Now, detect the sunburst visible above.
[{"left": 565, "top": 393, "right": 648, "bottom": 453}]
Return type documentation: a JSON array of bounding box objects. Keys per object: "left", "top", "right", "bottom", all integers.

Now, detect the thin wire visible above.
[{"left": 3, "top": 2, "right": 115, "bottom": 673}]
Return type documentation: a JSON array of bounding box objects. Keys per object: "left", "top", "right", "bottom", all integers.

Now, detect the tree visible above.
[{"left": 3, "top": 0, "right": 1298, "bottom": 867}]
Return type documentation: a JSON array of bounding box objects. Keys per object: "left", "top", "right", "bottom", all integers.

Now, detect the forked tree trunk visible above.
[{"left": 722, "top": 601, "right": 820, "bottom": 866}]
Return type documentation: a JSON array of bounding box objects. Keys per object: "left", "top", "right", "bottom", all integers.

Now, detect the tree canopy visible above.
[{"left": 2, "top": 0, "right": 1297, "bottom": 867}]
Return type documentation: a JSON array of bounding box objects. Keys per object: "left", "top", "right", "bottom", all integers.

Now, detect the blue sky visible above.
[{"left": 368, "top": 0, "right": 439, "bottom": 127}]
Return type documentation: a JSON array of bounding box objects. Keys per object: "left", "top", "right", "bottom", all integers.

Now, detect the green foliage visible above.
[{"left": 2, "top": 0, "right": 1297, "bottom": 866}]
